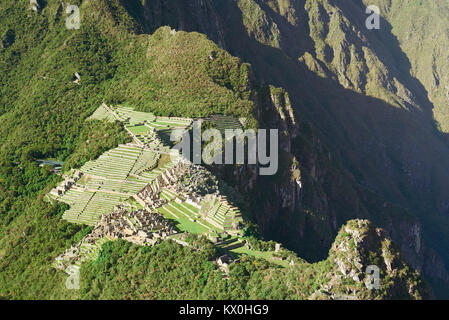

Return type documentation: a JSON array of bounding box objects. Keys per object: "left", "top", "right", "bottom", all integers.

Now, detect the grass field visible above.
[
  {"left": 158, "top": 206, "right": 209, "bottom": 234},
  {"left": 218, "top": 237, "right": 290, "bottom": 268},
  {"left": 127, "top": 125, "right": 152, "bottom": 135}
]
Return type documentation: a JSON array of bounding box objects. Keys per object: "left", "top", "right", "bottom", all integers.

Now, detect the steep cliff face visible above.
[
  {"left": 365, "top": 0, "right": 449, "bottom": 133},
  {"left": 120, "top": 0, "right": 227, "bottom": 48}
]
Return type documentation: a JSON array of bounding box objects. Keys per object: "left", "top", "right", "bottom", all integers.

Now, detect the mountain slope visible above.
[{"left": 0, "top": 0, "right": 443, "bottom": 299}]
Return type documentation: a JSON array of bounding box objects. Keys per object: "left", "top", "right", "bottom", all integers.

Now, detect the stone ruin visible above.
[
  {"left": 179, "top": 163, "right": 219, "bottom": 198},
  {"left": 136, "top": 160, "right": 190, "bottom": 208},
  {"left": 216, "top": 254, "right": 234, "bottom": 276},
  {"left": 55, "top": 205, "right": 175, "bottom": 270},
  {"left": 91, "top": 205, "right": 175, "bottom": 246},
  {"left": 136, "top": 160, "right": 219, "bottom": 210},
  {"left": 50, "top": 170, "right": 82, "bottom": 197}
]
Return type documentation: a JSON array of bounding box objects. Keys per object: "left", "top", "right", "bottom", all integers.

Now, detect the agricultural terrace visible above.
[
  {"left": 88, "top": 104, "right": 116, "bottom": 122},
  {"left": 54, "top": 142, "right": 176, "bottom": 226},
  {"left": 90, "top": 104, "right": 193, "bottom": 149},
  {"left": 112, "top": 105, "right": 193, "bottom": 147},
  {"left": 200, "top": 196, "right": 244, "bottom": 232},
  {"left": 157, "top": 192, "right": 220, "bottom": 235},
  {"left": 209, "top": 114, "right": 242, "bottom": 134}
]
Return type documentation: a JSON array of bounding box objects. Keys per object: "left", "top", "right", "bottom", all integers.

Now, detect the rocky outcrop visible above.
[
  {"left": 311, "top": 219, "right": 432, "bottom": 300},
  {"left": 29, "top": 0, "right": 40, "bottom": 12}
]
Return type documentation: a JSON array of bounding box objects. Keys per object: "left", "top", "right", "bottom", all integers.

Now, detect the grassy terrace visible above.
[
  {"left": 83, "top": 177, "right": 147, "bottom": 194},
  {"left": 79, "top": 145, "right": 159, "bottom": 187},
  {"left": 88, "top": 104, "right": 117, "bottom": 122},
  {"left": 80, "top": 145, "right": 143, "bottom": 180},
  {"left": 57, "top": 141, "right": 175, "bottom": 225},
  {"left": 210, "top": 115, "right": 242, "bottom": 133},
  {"left": 158, "top": 206, "right": 208, "bottom": 234},
  {"left": 113, "top": 106, "right": 192, "bottom": 128},
  {"left": 114, "top": 106, "right": 156, "bottom": 125},
  {"left": 218, "top": 238, "right": 290, "bottom": 268},
  {"left": 59, "top": 190, "right": 127, "bottom": 226},
  {"left": 57, "top": 145, "right": 176, "bottom": 226},
  {"left": 127, "top": 125, "right": 152, "bottom": 135},
  {"left": 156, "top": 188, "right": 222, "bottom": 235}
]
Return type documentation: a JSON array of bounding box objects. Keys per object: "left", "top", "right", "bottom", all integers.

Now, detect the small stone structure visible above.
[
  {"left": 136, "top": 159, "right": 217, "bottom": 210},
  {"left": 275, "top": 243, "right": 281, "bottom": 253},
  {"left": 217, "top": 254, "right": 233, "bottom": 267},
  {"left": 72, "top": 72, "right": 81, "bottom": 84},
  {"left": 50, "top": 171, "right": 82, "bottom": 197},
  {"left": 216, "top": 254, "right": 234, "bottom": 275},
  {"left": 91, "top": 205, "right": 175, "bottom": 245}
]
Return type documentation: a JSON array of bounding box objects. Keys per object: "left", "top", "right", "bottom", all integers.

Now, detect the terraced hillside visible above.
[
  {"left": 52, "top": 104, "right": 192, "bottom": 226},
  {"left": 90, "top": 104, "right": 193, "bottom": 149},
  {"left": 209, "top": 114, "right": 243, "bottom": 134},
  {"left": 52, "top": 104, "right": 270, "bottom": 275}
]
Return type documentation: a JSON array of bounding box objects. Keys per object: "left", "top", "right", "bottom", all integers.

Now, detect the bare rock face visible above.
[
  {"left": 120, "top": 0, "right": 227, "bottom": 49},
  {"left": 313, "top": 219, "right": 432, "bottom": 300}
]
